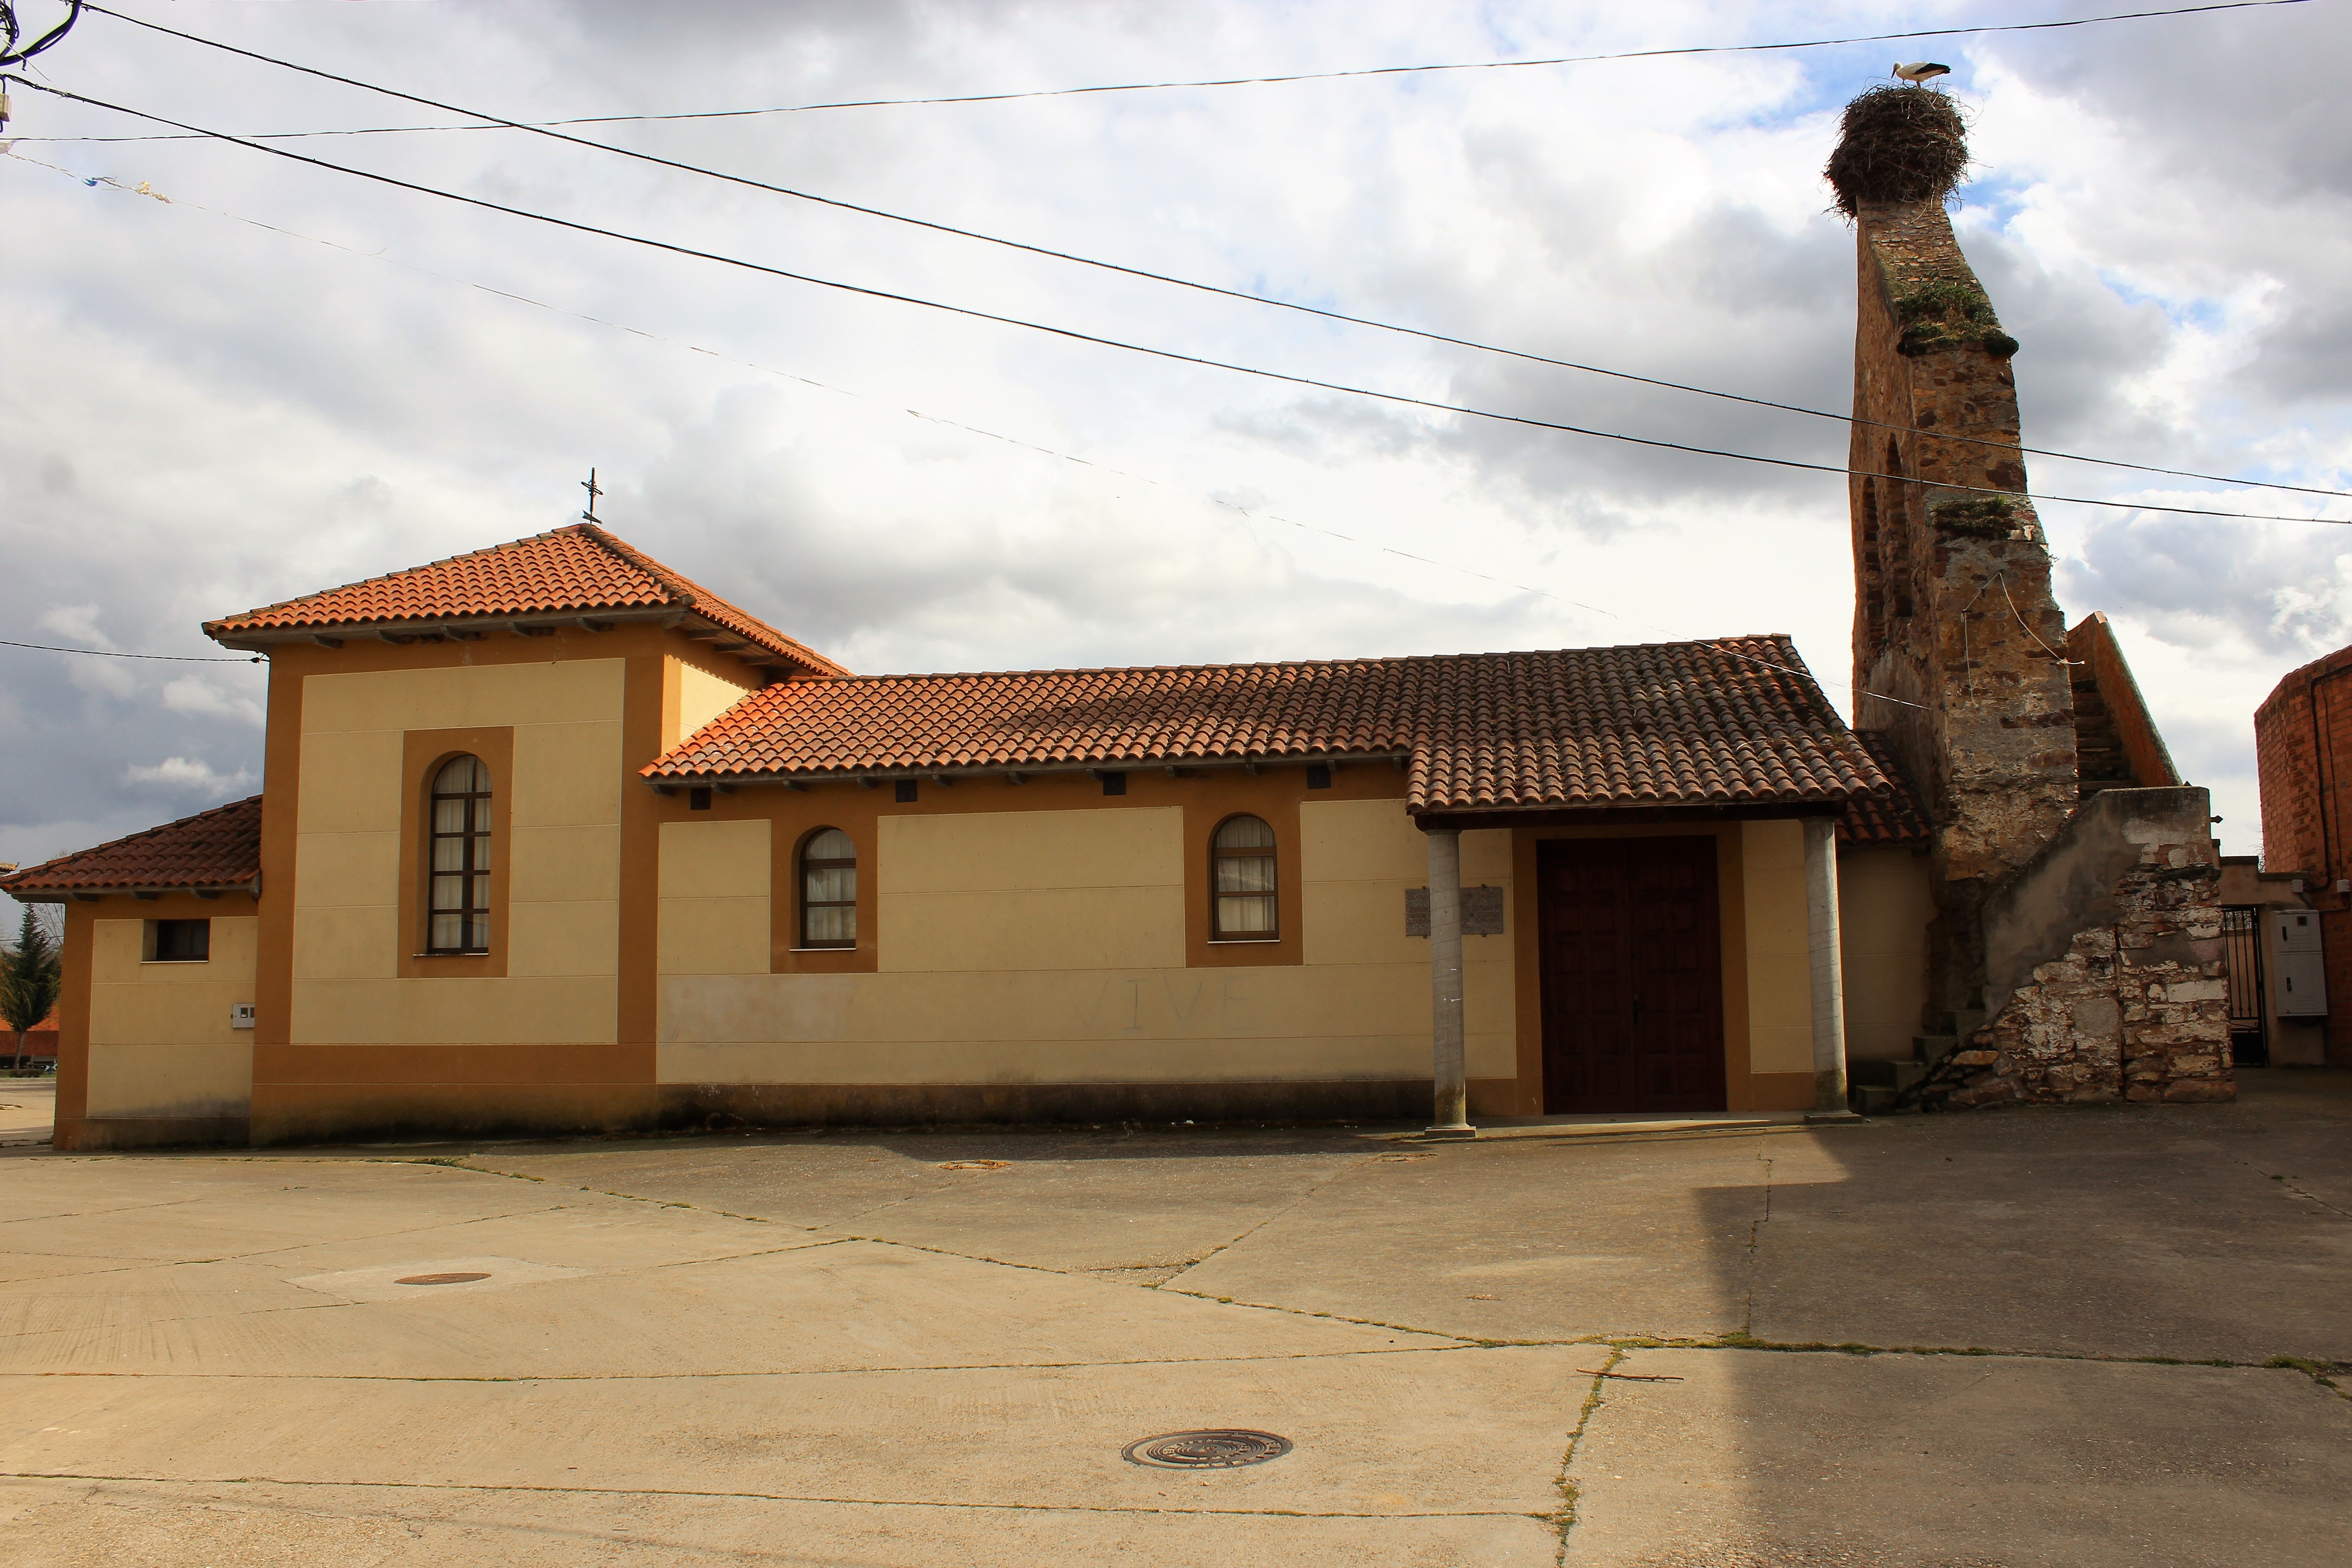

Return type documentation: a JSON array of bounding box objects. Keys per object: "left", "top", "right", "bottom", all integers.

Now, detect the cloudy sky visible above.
[{"left": 2, "top": 0, "right": 2346, "bottom": 869}]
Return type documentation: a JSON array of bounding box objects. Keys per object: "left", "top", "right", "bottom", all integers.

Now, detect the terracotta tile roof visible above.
[
  {"left": 1838, "top": 731, "right": 1933, "bottom": 844},
  {"left": 645, "top": 635, "right": 1895, "bottom": 814},
  {"left": 0, "top": 796, "right": 263, "bottom": 896},
  {"left": 202, "top": 523, "right": 845, "bottom": 677}
]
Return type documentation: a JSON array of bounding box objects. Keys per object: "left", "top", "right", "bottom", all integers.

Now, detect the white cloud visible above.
[
  {"left": 36, "top": 605, "right": 113, "bottom": 650},
  {"left": 161, "top": 678, "right": 267, "bottom": 728},
  {"left": 123, "top": 757, "right": 256, "bottom": 796}
]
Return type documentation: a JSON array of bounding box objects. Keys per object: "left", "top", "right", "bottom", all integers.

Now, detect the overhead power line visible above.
[
  {"left": 10, "top": 144, "right": 1929, "bottom": 711},
  {"left": 0, "top": 636, "right": 261, "bottom": 663},
  {"left": 10, "top": 73, "right": 2345, "bottom": 530},
  {"left": 60, "top": 1, "right": 2313, "bottom": 127},
  {"left": 0, "top": 0, "right": 82, "bottom": 69},
  {"left": 45, "top": 7, "right": 2352, "bottom": 505}
]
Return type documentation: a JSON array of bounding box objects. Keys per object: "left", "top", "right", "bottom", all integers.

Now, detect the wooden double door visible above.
[{"left": 1537, "top": 836, "right": 1727, "bottom": 1114}]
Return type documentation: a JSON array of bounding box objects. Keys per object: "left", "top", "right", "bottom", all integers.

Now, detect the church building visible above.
[{"left": 2, "top": 86, "right": 2231, "bottom": 1148}]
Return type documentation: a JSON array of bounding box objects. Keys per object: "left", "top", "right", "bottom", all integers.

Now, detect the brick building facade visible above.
[{"left": 2253, "top": 647, "right": 2352, "bottom": 1066}]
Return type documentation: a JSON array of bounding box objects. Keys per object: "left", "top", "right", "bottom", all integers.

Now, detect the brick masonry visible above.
[
  {"left": 1845, "top": 194, "right": 2080, "bottom": 1019},
  {"left": 1837, "top": 96, "right": 2230, "bottom": 1107},
  {"left": 2253, "top": 649, "right": 2352, "bottom": 1066}
]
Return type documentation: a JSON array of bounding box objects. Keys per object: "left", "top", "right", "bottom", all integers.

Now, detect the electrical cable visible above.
[
  {"left": 63, "top": 1, "right": 2352, "bottom": 504},
  {"left": 0, "top": 0, "right": 80, "bottom": 69},
  {"left": 0, "top": 636, "right": 261, "bottom": 663},
  {"left": 9, "top": 141, "right": 1925, "bottom": 711},
  {"left": 56, "top": 1, "right": 2314, "bottom": 127},
  {"left": 10, "top": 73, "right": 2344, "bottom": 530}
]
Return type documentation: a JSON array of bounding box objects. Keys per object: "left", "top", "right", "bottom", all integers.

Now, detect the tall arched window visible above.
[
  {"left": 1211, "top": 814, "right": 1278, "bottom": 940},
  {"left": 428, "top": 755, "right": 493, "bottom": 954},
  {"left": 800, "top": 827, "right": 858, "bottom": 948}
]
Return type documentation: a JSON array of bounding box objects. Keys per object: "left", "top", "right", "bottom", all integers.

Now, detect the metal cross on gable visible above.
[{"left": 580, "top": 467, "right": 603, "bottom": 524}]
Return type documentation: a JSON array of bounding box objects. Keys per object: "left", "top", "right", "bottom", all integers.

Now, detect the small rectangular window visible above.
[
  {"left": 689, "top": 787, "right": 713, "bottom": 811},
  {"left": 1306, "top": 764, "right": 1333, "bottom": 789},
  {"left": 1100, "top": 772, "right": 1127, "bottom": 796},
  {"left": 895, "top": 780, "right": 919, "bottom": 803},
  {"left": 145, "top": 919, "right": 211, "bottom": 963}
]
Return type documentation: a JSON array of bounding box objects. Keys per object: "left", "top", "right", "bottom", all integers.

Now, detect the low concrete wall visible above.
[{"left": 1937, "top": 787, "right": 2229, "bottom": 1107}]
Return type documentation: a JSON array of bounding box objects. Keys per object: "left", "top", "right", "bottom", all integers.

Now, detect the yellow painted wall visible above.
[
  {"left": 85, "top": 914, "right": 257, "bottom": 1119},
  {"left": 657, "top": 795, "right": 1508, "bottom": 1086},
  {"left": 670, "top": 657, "right": 756, "bottom": 750},
  {"left": 877, "top": 808, "right": 1185, "bottom": 973},
  {"left": 290, "top": 659, "right": 625, "bottom": 1043},
  {"left": 1740, "top": 818, "right": 1813, "bottom": 1076},
  {"left": 1838, "top": 843, "right": 1933, "bottom": 1060},
  {"left": 660, "top": 818, "right": 772, "bottom": 977}
]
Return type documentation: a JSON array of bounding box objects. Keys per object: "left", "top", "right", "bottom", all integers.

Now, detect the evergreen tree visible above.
[{"left": 1, "top": 902, "right": 61, "bottom": 1073}]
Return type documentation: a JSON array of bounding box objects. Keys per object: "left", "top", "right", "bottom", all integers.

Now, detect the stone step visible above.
[
  {"left": 1938, "top": 1008, "right": 1987, "bottom": 1038},
  {"left": 1850, "top": 1058, "right": 1929, "bottom": 1091},
  {"left": 1849, "top": 1084, "right": 1901, "bottom": 1117},
  {"left": 1914, "top": 1033, "right": 1960, "bottom": 1066}
]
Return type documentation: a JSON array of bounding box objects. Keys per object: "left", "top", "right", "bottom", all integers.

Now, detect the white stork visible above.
[{"left": 1893, "top": 61, "right": 1952, "bottom": 86}]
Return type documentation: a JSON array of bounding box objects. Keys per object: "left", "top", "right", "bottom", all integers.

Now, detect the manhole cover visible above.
[
  {"left": 1122, "top": 1430, "right": 1292, "bottom": 1469},
  {"left": 395, "top": 1271, "right": 491, "bottom": 1286}
]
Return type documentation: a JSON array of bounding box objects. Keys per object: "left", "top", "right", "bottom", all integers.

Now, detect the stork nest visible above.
[{"left": 1825, "top": 84, "right": 1969, "bottom": 216}]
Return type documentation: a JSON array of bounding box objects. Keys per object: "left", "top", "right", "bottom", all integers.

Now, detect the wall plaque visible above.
[{"left": 1404, "top": 885, "right": 1504, "bottom": 937}]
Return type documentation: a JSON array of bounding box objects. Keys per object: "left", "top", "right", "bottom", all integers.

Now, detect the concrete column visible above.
[
  {"left": 1425, "top": 826, "right": 1473, "bottom": 1137},
  {"left": 1803, "top": 815, "right": 1855, "bottom": 1117}
]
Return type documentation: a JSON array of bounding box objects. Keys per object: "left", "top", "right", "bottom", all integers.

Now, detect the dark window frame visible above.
[
  {"left": 426, "top": 754, "right": 494, "bottom": 956},
  {"left": 145, "top": 918, "right": 211, "bottom": 963},
  {"left": 1209, "top": 813, "right": 1279, "bottom": 942},
  {"left": 799, "top": 826, "right": 858, "bottom": 950}
]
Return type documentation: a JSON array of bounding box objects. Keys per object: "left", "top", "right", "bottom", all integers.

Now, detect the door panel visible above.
[{"left": 1539, "top": 837, "right": 1727, "bottom": 1114}]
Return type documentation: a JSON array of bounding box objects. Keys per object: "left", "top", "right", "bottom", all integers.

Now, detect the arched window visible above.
[
  {"left": 428, "top": 755, "right": 493, "bottom": 954},
  {"left": 800, "top": 827, "right": 858, "bottom": 949},
  {"left": 1211, "top": 814, "right": 1278, "bottom": 940}
]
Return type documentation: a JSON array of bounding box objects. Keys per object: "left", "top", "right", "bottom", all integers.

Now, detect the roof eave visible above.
[
  {"left": 205, "top": 607, "right": 834, "bottom": 679},
  {"left": 1, "top": 876, "right": 260, "bottom": 903},
  {"left": 639, "top": 750, "right": 1415, "bottom": 789}
]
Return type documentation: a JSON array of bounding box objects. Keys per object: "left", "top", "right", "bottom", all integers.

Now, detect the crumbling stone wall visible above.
[
  {"left": 1919, "top": 788, "right": 2230, "bottom": 1107},
  {"left": 1833, "top": 93, "right": 2081, "bottom": 1022}
]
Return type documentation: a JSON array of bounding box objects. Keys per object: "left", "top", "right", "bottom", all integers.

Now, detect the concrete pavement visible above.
[{"left": 0, "top": 1071, "right": 2345, "bottom": 1564}]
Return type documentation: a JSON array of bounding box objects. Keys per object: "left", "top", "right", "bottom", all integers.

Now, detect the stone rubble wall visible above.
[{"left": 1921, "top": 788, "right": 2231, "bottom": 1108}]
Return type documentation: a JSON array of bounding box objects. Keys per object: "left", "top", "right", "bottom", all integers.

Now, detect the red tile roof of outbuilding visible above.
[
  {"left": 645, "top": 635, "right": 1896, "bottom": 814},
  {"left": 1837, "top": 732, "right": 1933, "bottom": 843},
  {"left": 202, "top": 524, "right": 844, "bottom": 677},
  {"left": 0, "top": 796, "right": 263, "bottom": 896}
]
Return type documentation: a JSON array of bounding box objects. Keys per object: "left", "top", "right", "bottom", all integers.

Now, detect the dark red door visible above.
[{"left": 1538, "top": 837, "right": 1727, "bottom": 1114}]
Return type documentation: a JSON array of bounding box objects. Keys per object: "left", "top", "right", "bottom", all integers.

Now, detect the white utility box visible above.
[
  {"left": 230, "top": 1003, "right": 256, "bottom": 1030},
  {"left": 2269, "top": 909, "right": 2328, "bottom": 1018}
]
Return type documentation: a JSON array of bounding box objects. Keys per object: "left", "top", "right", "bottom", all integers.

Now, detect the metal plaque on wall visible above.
[{"left": 1404, "top": 885, "right": 1504, "bottom": 937}]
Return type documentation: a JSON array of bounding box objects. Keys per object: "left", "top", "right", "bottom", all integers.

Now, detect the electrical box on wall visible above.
[
  {"left": 230, "top": 1003, "right": 256, "bottom": 1030},
  {"left": 2269, "top": 911, "right": 2328, "bottom": 1018}
]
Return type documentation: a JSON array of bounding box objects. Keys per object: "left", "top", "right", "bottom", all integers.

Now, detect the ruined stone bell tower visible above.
[{"left": 1829, "top": 87, "right": 2081, "bottom": 1015}]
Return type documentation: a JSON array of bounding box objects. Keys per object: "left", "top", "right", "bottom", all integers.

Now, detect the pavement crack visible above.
[
  {"left": 0, "top": 1341, "right": 1494, "bottom": 1385},
  {"left": 1156, "top": 1150, "right": 1390, "bottom": 1289},
  {"left": 0, "top": 1196, "right": 207, "bottom": 1229},
  {"left": 2239, "top": 1158, "right": 2352, "bottom": 1220},
  {"left": 828, "top": 1232, "right": 1477, "bottom": 1343},
  {"left": 0, "top": 1204, "right": 577, "bottom": 1297},
  {"left": 0, "top": 1468, "right": 1546, "bottom": 1521},
  {"left": 1551, "top": 1345, "right": 1623, "bottom": 1566},
  {"left": 1741, "top": 1145, "right": 1774, "bottom": 1336}
]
